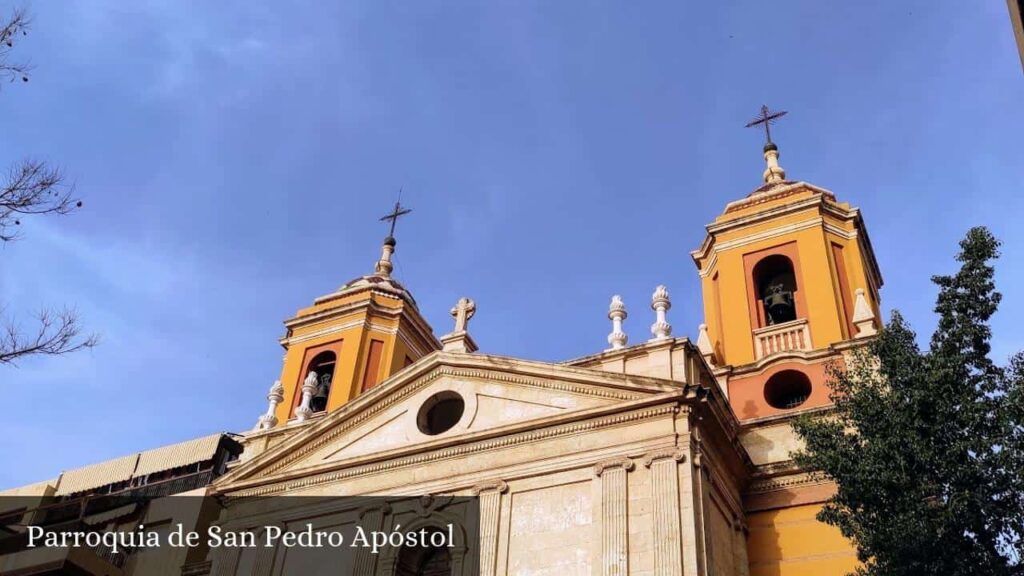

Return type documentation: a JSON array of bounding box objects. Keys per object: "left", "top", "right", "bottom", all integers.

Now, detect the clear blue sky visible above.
[{"left": 0, "top": 1, "right": 1021, "bottom": 488}]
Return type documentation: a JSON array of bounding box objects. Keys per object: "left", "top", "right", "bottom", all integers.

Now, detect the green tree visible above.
[{"left": 793, "top": 227, "right": 1024, "bottom": 576}]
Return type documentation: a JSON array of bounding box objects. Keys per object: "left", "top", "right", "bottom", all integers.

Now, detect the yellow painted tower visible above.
[
  {"left": 260, "top": 202, "right": 440, "bottom": 428},
  {"left": 692, "top": 108, "right": 883, "bottom": 575}
]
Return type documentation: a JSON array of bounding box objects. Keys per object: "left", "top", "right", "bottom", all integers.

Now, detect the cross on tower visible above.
[
  {"left": 379, "top": 200, "right": 412, "bottom": 239},
  {"left": 745, "top": 104, "right": 788, "bottom": 145}
]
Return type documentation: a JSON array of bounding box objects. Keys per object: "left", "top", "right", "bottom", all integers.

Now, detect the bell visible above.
[{"left": 763, "top": 283, "right": 796, "bottom": 324}]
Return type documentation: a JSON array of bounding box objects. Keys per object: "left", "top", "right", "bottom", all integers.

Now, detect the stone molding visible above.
[
  {"left": 228, "top": 405, "right": 676, "bottom": 497},
  {"left": 248, "top": 366, "right": 649, "bottom": 479}
]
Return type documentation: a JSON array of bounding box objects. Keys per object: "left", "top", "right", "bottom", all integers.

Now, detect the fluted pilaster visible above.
[
  {"left": 251, "top": 523, "right": 285, "bottom": 576},
  {"left": 473, "top": 480, "right": 509, "bottom": 576},
  {"left": 352, "top": 503, "right": 391, "bottom": 576},
  {"left": 594, "top": 458, "right": 634, "bottom": 576},
  {"left": 644, "top": 449, "right": 687, "bottom": 576}
]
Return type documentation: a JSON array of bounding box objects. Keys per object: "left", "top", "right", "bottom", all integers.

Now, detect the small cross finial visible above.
[
  {"left": 441, "top": 297, "right": 479, "bottom": 353},
  {"left": 745, "top": 104, "right": 788, "bottom": 146},
  {"left": 379, "top": 197, "right": 412, "bottom": 240},
  {"left": 745, "top": 105, "right": 789, "bottom": 184},
  {"left": 374, "top": 196, "right": 411, "bottom": 277},
  {"left": 450, "top": 297, "right": 476, "bottom": 333}
]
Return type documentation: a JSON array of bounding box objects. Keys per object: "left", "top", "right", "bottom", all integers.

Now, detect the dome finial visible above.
[
  {"left": 375, "top": 196, "right": 412, "bottom": 277},
  {"left": 745, "top": 104, "right": 788, "bottom": 184},
  {"left": 649, "top": 285, "right": 672, "bottom": 341},
  {"left": 607, "top": 295, "right": 628, "bottom": 350}
]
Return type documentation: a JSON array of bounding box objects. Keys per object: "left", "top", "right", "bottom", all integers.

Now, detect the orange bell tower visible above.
[
  {"left": 691, "top": 108, "right": 883, "bottom": 575},
  {"left": 691, "top": 112, "right": 882, "bottom": 420},
  {"left": 256, "top": 202, "right": 441, "bottom": 430}
]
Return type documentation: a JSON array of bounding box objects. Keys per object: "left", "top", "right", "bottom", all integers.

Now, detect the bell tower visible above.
[
  {"left": 691, "top": 108, "right": 884, "bottom": 574},
  {"left": 692, "top": 112, "right": 882, "bottom": 420},
  {"left": 256, "top": 202, "right": 441, "bottom": 430}
]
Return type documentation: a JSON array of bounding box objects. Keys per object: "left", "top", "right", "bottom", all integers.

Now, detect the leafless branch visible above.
[
  {"left": 0, "top": 307, "right": 99, "bottom": 365},
  {"left": 0, "top": 6, "right": 31, "bottom": 85},
  {"left": 0, "top": 159, "right": 81, "bottom": 242}
]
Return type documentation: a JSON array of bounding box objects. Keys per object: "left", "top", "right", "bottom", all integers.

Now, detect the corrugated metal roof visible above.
[
  {"left": 53, "top": 433, "right": 228, "bottom": 497},
  {"left": 134, "top": 433, "right": 223, "bottom": 477},
  {"left": 55, "top": 453, "right": 139, "bottom": 496}
]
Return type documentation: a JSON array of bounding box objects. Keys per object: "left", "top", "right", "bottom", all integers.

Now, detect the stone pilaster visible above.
[
  {"left": 208, "top": 533, "right": 241, "bottom": 576},
  {"left": 352, "top": 503, "right": 391, "bottom": 576},
  {"left": 594, "top": 457, "right": 634, "bottom": 576},
  {"left": 252, "top": 523, "right": 285, "bottom": 576},
  {"left": 643, "top": 449, "right": 687, "bottom": 576},
  {"left": 472, "top": 480, "right": 509, "bottom": 576}
]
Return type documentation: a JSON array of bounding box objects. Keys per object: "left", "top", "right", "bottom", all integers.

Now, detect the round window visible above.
[
  {"left": 764, "top": 370, "right": 812, "bottom": 410},
  {"left": 417, "top": 391, "right": 465, "bottom": 435}
]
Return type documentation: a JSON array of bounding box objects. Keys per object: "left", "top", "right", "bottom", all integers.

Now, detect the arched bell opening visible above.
[
  {"left": 307, "top": 351, "right": 336, "bottom": 413},
  {"left": 292, "top": 350, "right": 337, "bottom": 417}
]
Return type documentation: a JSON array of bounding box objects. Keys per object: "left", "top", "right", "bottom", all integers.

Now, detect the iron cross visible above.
[
  {"left": 745, "top": 105, "right": 788, "bottom": 145},
  {"left": 379, "top": 200, "right": 412, "bottom": 238}
]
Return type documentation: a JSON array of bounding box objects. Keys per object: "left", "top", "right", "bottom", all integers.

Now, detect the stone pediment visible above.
[{"left": 216, "top": 352, "right": 682, "bottom": 490}]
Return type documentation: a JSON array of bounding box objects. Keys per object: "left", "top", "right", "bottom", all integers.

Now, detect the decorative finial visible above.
[
  {"left": 441, "top": 297, "right": 478, "bottom": 353},
  {"left": 375, "top": 198, "right": 412, "bottom": 277},
  {"left": 293, "top": 371, "right": 319, "bottom": 422},
  {"left": 696, "top": 323, "right": 716, "bottom": 367},
  {"left": 852, "top": 288, "right": 878, "bottom": 338},
  {"left": 649, "top": 285, "right": 672, "bottom": 341},
  {"left": 745, "top": 104, "right": 788, "bottom": 184},
  {"left": 255, "top": 380, "right": 284, "bottom": 431},
  {"left": 607, "top": 295, "right": 628, "bottom": 350}
]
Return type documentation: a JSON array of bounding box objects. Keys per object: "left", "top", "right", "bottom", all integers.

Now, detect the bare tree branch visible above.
[
  {"left": 0, "top": 307, "right": 99, "bottom": 365},
  {"left": 0, "top": 7, "right": 97, "bottom": 366},
  {"left": 0, "top": 160, "right": 81, "bottom": 241},
  {"left": 0, "top": 6, "right": 31, "bottom": 85}
]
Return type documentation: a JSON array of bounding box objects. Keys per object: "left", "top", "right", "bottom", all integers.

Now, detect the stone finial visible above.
[
  {"left": 373, "top": 236, "right": 396, "bottom": 277},
  {"left": 293, "top": 371, "right": 319, "bottom": 421},
  {"left": 255, "top": 380, "right": 284, "bottom": 431},
  {"left": 451, "top": 297, "right": 476, "bottom": 333},
  {"left": 649, "top": 285, "right": 672, "bottom": 341},
  {"left": 763, "top": 143, "right": 786, "bottom": 184},
  {"left": 607, "top": 295, "right": 628, "bottom": 350},
  {"left": 696, "top": 323, "right": 716, "bottom": 367},
  {"left": 441, "top": 297, "right": 479, "bottom": 353},
  {"left": 852, "top": 288, "right": 878, "bottom": 338}
]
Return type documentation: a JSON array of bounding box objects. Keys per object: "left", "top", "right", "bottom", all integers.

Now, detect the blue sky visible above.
[{"left": 0, "top": 0, "right": 1021, "bottom": 488}]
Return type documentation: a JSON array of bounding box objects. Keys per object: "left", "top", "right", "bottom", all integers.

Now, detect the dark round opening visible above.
[
  {"left": 764, "top": 370, "right": 812, "bottom": 410},
  {"left": 417, "top": 392, "right": 465, "bottom": 435}
]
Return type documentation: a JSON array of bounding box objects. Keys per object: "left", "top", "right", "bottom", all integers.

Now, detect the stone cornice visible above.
[
  {"left": 690, "top": 184, "right": 867, "bottom": 271},
  {"left": 281, "top": 296, "right": 441, "bottom": 352},
  {"left": 559, "top": 336, "right": 690, "bottom": 368},
  {"left": 219, "top": 403, "right": 680, "bottom": 497}
]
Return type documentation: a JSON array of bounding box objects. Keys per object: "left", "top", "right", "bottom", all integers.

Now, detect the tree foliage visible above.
[
  {"left": 793, "top": 227, "right": 1024, "bottom": 576},
  {"left": 0, "top": 6, "right": 95, "bottom": 365}
]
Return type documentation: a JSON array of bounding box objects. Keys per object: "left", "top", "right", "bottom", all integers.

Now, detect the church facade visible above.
[
  {"left": 0, "top": 136, "right": 883, "bottom": 576},
  {"left": 209, "top": 137, "right": 882, "bottom": 576}
]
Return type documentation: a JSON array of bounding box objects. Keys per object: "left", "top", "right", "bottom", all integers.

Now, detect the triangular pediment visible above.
[{"left": 217, "top": 351, "right": 682, "bottom": 489}]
